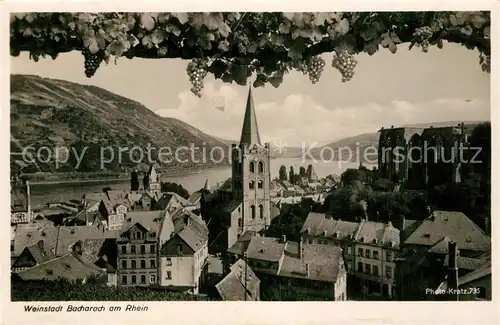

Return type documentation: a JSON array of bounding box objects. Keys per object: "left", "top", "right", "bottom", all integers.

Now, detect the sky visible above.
[{"left": 11, "top": 41, "right": 490, "bottom": 147}]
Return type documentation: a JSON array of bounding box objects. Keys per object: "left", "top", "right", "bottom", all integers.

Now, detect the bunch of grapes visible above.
[
  {"left": 331, "top": 51, "right": 357, "bottom": 82},
  {"left": 413, "top": 26, "right": 433, "bottom": 52},
  {"left": 305, "top": 56, "right": 325, "bottom": 84},
  {"left": 479, "top": 52, "right": 490, "bottom": 73},
  {"left": 186, "top": 58, "right": 208, "bottom": 97},
  {"left": 82, "top": 49, "right": 104, "bottom": 78}
]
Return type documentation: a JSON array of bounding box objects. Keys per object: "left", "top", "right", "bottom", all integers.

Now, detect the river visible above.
[{"left": 29, "top": 158, "right": 375, "bottom": 206}]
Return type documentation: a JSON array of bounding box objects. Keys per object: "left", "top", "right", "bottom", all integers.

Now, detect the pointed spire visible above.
[
  {"left": 203, "top": 178, "right": 209, "bottom": 191},
  {"left": 239, "top": 86, "right": 261, "bottom": 146}
]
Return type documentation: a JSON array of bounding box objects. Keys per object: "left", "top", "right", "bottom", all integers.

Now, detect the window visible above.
[
  {"left": 140, "top": 245, "right": 146, "bottom": 254},
  {"left": 238, "top": 218, "right": 243, "bottom": 228},
  {"left": 121, "top": 260, "right": 127, "bottom": 269},
  {"left": 251, "top": 205, "right": 256, "bottom": 219},
  {"left": 249, "top": 162, "right": 255, "bottom": 173},
  {"left": 259, "top": 205, "right": 264, "bottom": 219},
  {"left": 476, "top": 287, "right": 486, "bottom": 300},
  {"left": 150, "top": 274, "right": 156, "bottom": 284},
  {"left": 365, "top": 249, "right": 371, "bottom": 258},
  {"left": 121, "top": 245, "right": 127, "bottom": 254},
  {"left": 258, "top": 161, "right": 264, "bottom": 173},
  {"left": 166, "top": 258, "right": 172, "bottom": 266},
  {"left": 121, "top": 275, "right": 127, "bottom": 284},
  {"left": 249, "top": 181, "right": 255, "bottom": 190},
  {"left": 131, "top": 275, "right": 137, "bottom": 284},
  {"left": 373, "top": 265, "right": 379, "bottom": 276},
  {"left": 347, "top": 245, "right": 352, "bottom": 255},
  {"left": 365, "top": 263, "right": 371, "bottom": 274},
  {"left": 140, "top": 275, "right": 146, "bottom": 284},
  {"left": 131, "top": 245, "right": 136, "bottom": 254},
  {"left": 131, "top": 260, "right": 137, "bottom": 269},
  {"left": 373, "top": 251, "right": 379, "bottom": 260},
  {"left": 177, "top": 244, "right": 183, "bottom": 255},
  {"left": 136, "top": 232, "right": 142, "bottom": 239},
  {"left": 386, "top": 251, "right": 393, "bottom": 262},
  {"left": 150, "top": 244, "right": 156, "bottom": 254},
  {"left": 140, "top": 260, "right": 146, "bottom": 269},
  {"left": 166, "top": 271, "right": 172, "bottom": 279},
  {"left": 257, "top": 181, "right": 263, "bottom": 189},
  {"left": 347, "top": 261, "right": 352, "bottom": 270},
  {"left": 358, "top": 248, "right": 364, "bottom": 257},
  {"left": 386, "top": 266, "right": 392, "bottom": 279},
  {"left": 357, "top": 262, "right": 363, "bottom": 272},
  {"left": 150, "top": 260, "right": 156, "bottom": 268}
]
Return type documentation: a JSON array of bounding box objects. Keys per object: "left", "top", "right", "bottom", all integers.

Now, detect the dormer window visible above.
[
  {"left": 323, "top": 230, "right": 328, "bottom": 237},
  {"left": 423, "top": 234, "right": 431, "bottom": 238}
]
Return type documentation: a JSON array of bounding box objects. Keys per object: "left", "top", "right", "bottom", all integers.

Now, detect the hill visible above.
[
  {"left": 10, "top": 74, "right": 231, "bottom": 178},
  {"left": 300, "top": 121, "right": 488, "bottom": 162}
]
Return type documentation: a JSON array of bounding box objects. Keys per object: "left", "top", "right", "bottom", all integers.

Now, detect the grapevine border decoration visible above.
[{"left": 10, "top": 12, "right": 491, "bottom": 97}]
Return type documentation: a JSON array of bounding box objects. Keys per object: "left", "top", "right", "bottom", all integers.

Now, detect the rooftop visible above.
[
  {"left": 215, "top": 259, "right": 260, "bottom": 301},
  {"left": 404, "top": 211, "right": 490, "bottom": 252}
]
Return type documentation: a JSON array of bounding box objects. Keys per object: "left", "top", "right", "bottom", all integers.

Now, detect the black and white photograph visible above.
[{"left": 6, "top": 8, "right": 496, "bottom": 314}]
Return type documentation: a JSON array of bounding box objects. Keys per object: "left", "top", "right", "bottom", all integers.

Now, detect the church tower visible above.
[{"left": 231, "top": 87, "right": 271, "bottom": 233}]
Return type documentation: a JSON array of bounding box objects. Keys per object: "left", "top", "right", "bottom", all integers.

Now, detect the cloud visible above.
[{"left": 151, "top": 84, "right": 491, "bottom": 147}]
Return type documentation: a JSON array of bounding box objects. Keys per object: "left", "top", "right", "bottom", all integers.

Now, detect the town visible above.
[{"left": 11, "top": 88, "right": 491, "bottom": 302}]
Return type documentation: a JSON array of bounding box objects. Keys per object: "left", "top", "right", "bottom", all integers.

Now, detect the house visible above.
[
  {"left": 300, "top": 212, "right": 400, "bottom": 298},
  {"left": 11, "top": 225, "right": 119, "bottom": 276},
  {"left": 98, "top": 198, "right": 130, "bottom": 230},
  {"left": 11, "top": 240, "right": 56, "bottom": 273},
  {"left": 14, "top": 249, "right": 111, "bottom": 285},
  {"left": 116, "top": 210, "right": 164, "bottom": 287},
  {"left": 11, "top": 179, "right": 32, "bottom": 225},
  {"left": 228, "top": 234, "right": 347, "bottom": 301},
  {"left": 158, "top": 208, "right": 209, "bottom": 294},
  {"left": 395, "top": 210, "right": 491, "bottom": 300},
  {"left": 215, "top": 259, "right": 260, "bottom": 301},
  {"left": 270, "top": 180, "right": 286, "bottom": 197},
  {"left": 155, "top": 192, "right": 189, "bottom": 212},
  {"left": 185, "top": 180, "right": 210, "bottom": 212}
]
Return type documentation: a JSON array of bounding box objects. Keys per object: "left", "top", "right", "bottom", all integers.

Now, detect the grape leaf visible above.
[
  {"left": 380, "top": 33, "right": 392, "bottom": 47},
  {"left": 335, "top": 18, "right": 349, "bottom": 35},
  {"left": 389, "top": 43, "right": 397, "bottom": 53},
  {"left": 230, "top": 64, "right": 248, "bottom": 85},
  {"left": 471, "top": 14, "right": 486, "bottom": 29},
  {"left": 166, "top": 24, "right": 182, "bottom": 37},
  {"left": 151, "top": 29, "right": 167, "bottom": 44},
  {"left": 288, "top": 38, "right": 306, "bottom": 60},
  {"left": 253, "top": 78, "right": 266, "bottom": 88},
  {"left": 460, "top": 25, "right": 473, "bottom": 36},
  {"left": 247, "top": 42, "right": 259, "bottom": 53},
  {"left": 449, "top": 14, "right": 458, "bottom": 26},
  {"left": 218, "top": 22, "right": 231, "bottom": 38},
  {"left": 278, "top": 22, "right": 291, "bottom": 34},
  {"left": 142, "top": 35, "right": 154, "bottom": 49},
  {"left": 108, "top": 40, "right": 125, "bottom": 56},
  {"left": 157, "top": 13, "right": 171, "bottom": 24},
  {"left": 217, "top": 40, "right": 230, "bottom": 52},
  {"left": 173, "top": 13, "right": 189, "bottom": 25},
  {"left": 363, "top": 42, "right": 378, "bottom": 55},
  {"left": 209, "top": 59, "right": 228, "bottom": 79},
  {"left": 269, "top": 74, "right": 283, "bottom": 88},
  {"left": 389, "top": 32, "right": 402, "bottom": 43},
  {"left": 360, "top": 27, "right": 377, "bottom": 41},
  {"left": 25, "top": 13, "right": 36, "bottom": 23},
  {"left": 270, "top": 33, "right": 285, "bottom": 47},
  {"left": 140, "top": 13, "right": 156, "bottom": 31},
  {"left": 313, "top": 12, "right": 338, "bottom": 26}
]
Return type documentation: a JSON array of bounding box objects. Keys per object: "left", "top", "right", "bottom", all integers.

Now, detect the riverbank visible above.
[{"left": 28, "top": 164, "right": 231, "bottom": 186}]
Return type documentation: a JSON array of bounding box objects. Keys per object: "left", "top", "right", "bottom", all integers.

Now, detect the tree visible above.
[
  {"left": 161, "top": 182, "right": 190, "bottom": 199},
  {"left": 279, "top": 165, "right": 288, "bottom": 181},
  {"left": 299, "top": 166, "right": 306, "bottom": 177},
  {"left": 130, "top": 171, "right": 139, "bottom": 191},
  {"left": 10, "top": 12, "right": 490, "bottom": 97},
  {"left": 306, "top": 164, "right": 313, "bottom": 180},
  {"left": 289, "top": 166, "right": 295, "bottom": 184},
  {"left": 340, "top": 168, "right": 361, "bottom": 186}
]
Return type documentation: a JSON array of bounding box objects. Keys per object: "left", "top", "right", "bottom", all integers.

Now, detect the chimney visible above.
[
  {"left": 305, "top": 263, "right": 310, "bottom": 277},
  {"left": 280, "top": 235, "right": 286, "bottom": 243},
  {"left": 26, "top": 180, "right": 31, "bottom": 221},
  {"left": 447, "top": 241, "right": 459, "bottom": 301},
  {"left": 426, "top": 205, "right": 434, "bottom": 219}
]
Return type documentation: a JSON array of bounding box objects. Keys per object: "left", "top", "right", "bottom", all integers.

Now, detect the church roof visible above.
[{"left": 239, "top": 86, "right": 261, "bottom": 146}]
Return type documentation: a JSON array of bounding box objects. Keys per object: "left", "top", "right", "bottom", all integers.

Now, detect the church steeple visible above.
[{"left": 239, "top": 86, "right": 261, "bottom": 146}]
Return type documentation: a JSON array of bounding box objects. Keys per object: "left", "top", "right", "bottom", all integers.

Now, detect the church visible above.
[{"left": 201, "top": 87, "right": 278, "bottom": 253}]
